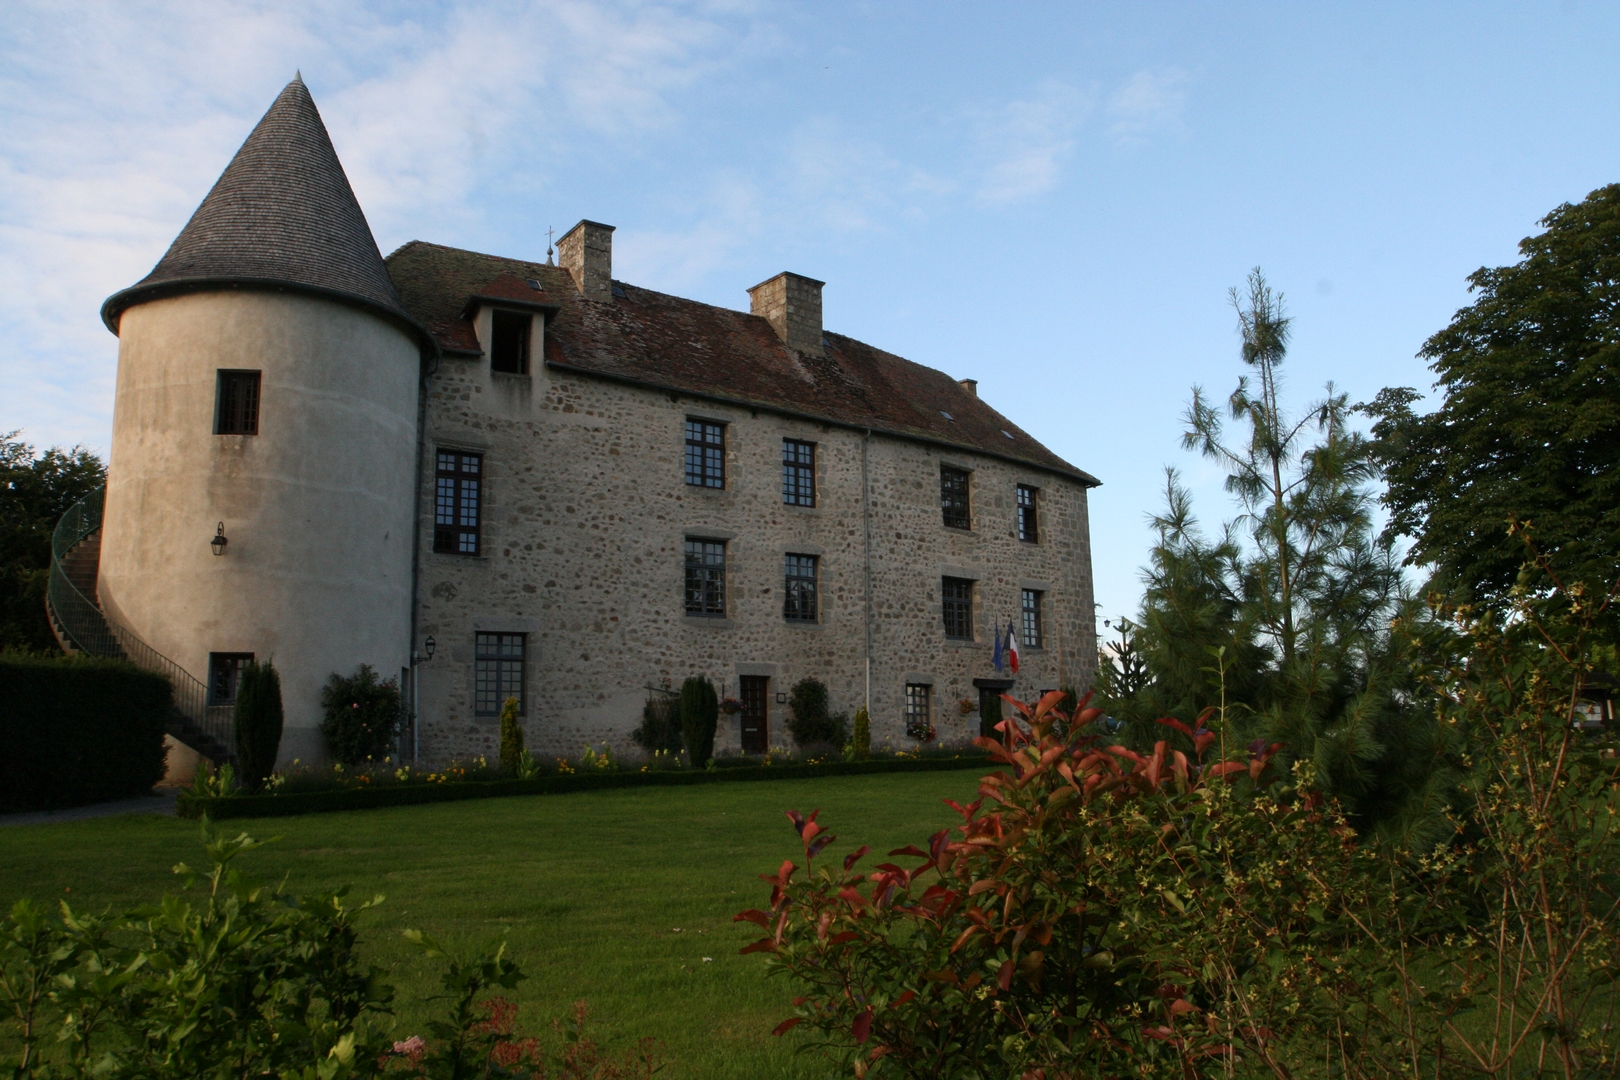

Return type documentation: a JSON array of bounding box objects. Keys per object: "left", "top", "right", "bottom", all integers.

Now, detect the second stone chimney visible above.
[
  {"left": 748, "top": 272, "right": 824, "bottom": 354},
  {"left": 558, "top": 220, "right": 615, "bottom": 302}
]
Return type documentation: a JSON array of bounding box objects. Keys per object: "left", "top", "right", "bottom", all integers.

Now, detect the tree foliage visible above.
[
  {"left": 1363, "top": 184, "right": 1620, "bottom": 616},
  {"left": 320, "top": 664, "right": 406, "bottom": 765},
  {"left": 0, "top": 431, "right": 105, "bottom": 652},
  {"left": 1100, "top": 271, "right": 1450, "bottom": 839}
]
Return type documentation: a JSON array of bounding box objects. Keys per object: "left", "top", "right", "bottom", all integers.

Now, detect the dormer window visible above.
[{"left": 490, "top": 310, "right": 531, "bottom": 374}]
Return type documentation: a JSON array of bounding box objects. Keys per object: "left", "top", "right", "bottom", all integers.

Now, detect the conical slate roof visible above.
[{"left": 103, "top": 76, "right": 422, "bottom": 339}]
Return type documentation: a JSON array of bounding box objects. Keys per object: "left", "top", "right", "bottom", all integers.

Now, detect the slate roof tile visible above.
[{"left": 386, "top": 241, "right": 1097, "bottom": 485}]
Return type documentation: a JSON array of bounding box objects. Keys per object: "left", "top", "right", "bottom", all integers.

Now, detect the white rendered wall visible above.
[{"left": 98, "top": 290, "right": 421, "bottom": 766}]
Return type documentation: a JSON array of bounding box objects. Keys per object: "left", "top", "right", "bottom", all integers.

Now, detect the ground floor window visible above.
[
  {"left": 475, "top": 632, "right": 525, "bottom": 716},
  {"left": 905, "top": 683, "right": 934, "bottom": 741},
  {"left": 207, "top": 652, "right": 254, "bottom": 707}
]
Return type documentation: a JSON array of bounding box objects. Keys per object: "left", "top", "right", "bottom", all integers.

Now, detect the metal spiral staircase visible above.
[{"left": 48, "top": 488, "right": 236, "bottom": 763}]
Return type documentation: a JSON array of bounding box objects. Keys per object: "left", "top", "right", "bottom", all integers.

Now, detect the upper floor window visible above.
[
  {"left": 1022, "top": 588, "right": 1044, "bottom": 649},
  {"left": 207, "top": 652, "right": 254, "bottom": 707},
  {"left": 1017, "top": 485, "right": 1039, "bottom": 543},
  {"left": 941, "top": 466, "right": 971, "bottom": 529},
  {"left": 475, "top": 632, "right": 526, "bottom": 716},
  {"left": 784, "top": 553, "right": 818, "bottom": 621},
  {"left": 434, "top": 451, "right": 482, "bottom": 555},
  {"left": 215, "top": 370, "right": 260, "bottom": 435},
  {"left": 942, "top": 576, "right": 974, "bottom": 639},
  {"left": 782, "top": 439, "right": 816, "bottom": 506},
  {"left": 685, "top": 538, "right": 727, "bottom": 616},
  {"left": 685, "top": 420, "right": 725, "bottom": 488},
  {"left": 489, "top": 310, "right": 531, "bottom": 375}
]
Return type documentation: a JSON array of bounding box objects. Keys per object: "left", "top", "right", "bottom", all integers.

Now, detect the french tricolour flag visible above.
[{"left": 1006, "top": 621, "right": 1020, "bottom": 674}]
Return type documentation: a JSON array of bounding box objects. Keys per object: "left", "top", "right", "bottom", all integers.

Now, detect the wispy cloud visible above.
[
  {"left": 974, "top": 80, "right": 1094, "bottom": 203},
  {"left": 0, "top": 0, "right": 764, "bottom": 451},
  {"left": 1107, "top": 67, "right": 1189, "bottom": 146}
]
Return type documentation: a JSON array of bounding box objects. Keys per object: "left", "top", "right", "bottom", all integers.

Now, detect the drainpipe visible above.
[
  {"left": 407, "top": 350, "right": 438, "bottom": 762},
  {"left": 863, "top": 428, "right": 873, "bottom": 718}
]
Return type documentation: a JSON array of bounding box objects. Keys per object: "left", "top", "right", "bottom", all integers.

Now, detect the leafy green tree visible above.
[
  {"left": 1103, "top": 271, "right": 1447, "bottom": 837},
  {"left": 1362, "top": 184, "right": 1620, "bottom": 616},
  {"left": 0, "top": 432, "right": 105, "bottom": 652}
]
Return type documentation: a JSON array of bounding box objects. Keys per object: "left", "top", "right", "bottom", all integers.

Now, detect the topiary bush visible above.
[
  {"left": 0, "top": 654, "right": 169, "bottom": 811},
  {"left": 632, "top": 694, "right": 683, "bottom": 756},
  {"left": 787, "top": 677, "right": 849, "bottom": 748},
  {"left": 232, "top": 659, "right": 283, "bottom": 792},
  {"left": 679, "top": 676, "right": 718, "bottom": 766},
  {"left": 319, "top": 664, "right": 405, "bottom": 765},
  {"left": 498, "top": 696, "right": 524, "bottom": 773}
]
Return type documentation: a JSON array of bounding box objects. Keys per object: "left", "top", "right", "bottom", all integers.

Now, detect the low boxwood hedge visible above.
[
  {"left": 178, "top": 753, "right": 995, "bottom": 820},
  {"left": 0, "top": 654, "right": 171, "bottom": 812}
]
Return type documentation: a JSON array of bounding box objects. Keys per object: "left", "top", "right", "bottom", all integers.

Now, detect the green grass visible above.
[{"left": 1, "top": 770, "right": 979, "bottom": 1079}]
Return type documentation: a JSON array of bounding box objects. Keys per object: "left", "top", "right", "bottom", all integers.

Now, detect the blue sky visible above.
[{"left": 3, "top": 1, "right": 1617, "bottom": 625}]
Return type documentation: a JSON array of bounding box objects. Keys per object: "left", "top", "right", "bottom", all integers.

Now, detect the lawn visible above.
[{"left": 1, "top": 769, "right": 980, "bottom": 1079}]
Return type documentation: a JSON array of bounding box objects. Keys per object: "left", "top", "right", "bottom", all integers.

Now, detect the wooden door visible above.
[
  {"left": 740, "top": 676, "right": 769, "bottom": 754},
  {"left": 979, "top": 687, "right": 1004, "bottom": 739}
]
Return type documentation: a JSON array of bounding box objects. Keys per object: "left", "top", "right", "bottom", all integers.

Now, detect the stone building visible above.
[{"left": 69, "top": 77, "right": 1100, "bottom": 767}]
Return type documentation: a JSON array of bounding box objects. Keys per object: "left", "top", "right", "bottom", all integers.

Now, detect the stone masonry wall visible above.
[{"left": 412, "top": 307, "right": 1097, "bottom": 763}]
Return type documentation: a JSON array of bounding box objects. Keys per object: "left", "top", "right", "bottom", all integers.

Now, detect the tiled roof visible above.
[
  {"left": 102, "top": 77, "right": 421, "bottom": 339},
  {"left": 386, "top": 241, "right": 1097, "bottom": 485}
]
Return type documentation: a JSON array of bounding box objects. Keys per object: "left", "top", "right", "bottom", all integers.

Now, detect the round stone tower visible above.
[{"left": 98, "top": 76, "right": 433, "bottom": 765}]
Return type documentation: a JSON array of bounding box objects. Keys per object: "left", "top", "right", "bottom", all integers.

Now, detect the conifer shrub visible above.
[
  {"left": 232, "top": 659, "right": 283, "bottom": 792},
  {"left": 319, "top": 664, "right": 405, "bottom": 765},
  {"left": 631, "top": 695, "right": 683, "bottom": 755},
  {"left": 850, "top": 706, "right": 871, "bottom": 760},
  {"left": 786, "top": 677, "right": 848, "bottom": 747},
  {"left": 498, "top": 696, "right": 524, "bottom": 773},
  {"left": 679, "top": 675, "right": 718, "bottom": 766}
]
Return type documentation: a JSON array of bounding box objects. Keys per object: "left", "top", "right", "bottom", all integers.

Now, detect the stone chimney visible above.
[
  {"left": 958, "top": 379, "right": 978, "bottom": 397},
  {"left": 748, "top": 272, "right": 824, "bottom": 354},
  {"left": 558, "top": 220, "right": 615, "bottom": 302}
]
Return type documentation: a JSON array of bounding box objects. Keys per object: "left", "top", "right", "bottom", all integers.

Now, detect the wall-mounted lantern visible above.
[
  {"left": 210, "top": 522, "right": 228, "bottom": 556},
  {"left": 424, "top": 635, "right": 436, "bottom": 660}
]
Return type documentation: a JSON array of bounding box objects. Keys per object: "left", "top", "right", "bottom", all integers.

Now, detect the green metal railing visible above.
[{"left": 49, "top": 487, "right": 234, "bottom": 759}]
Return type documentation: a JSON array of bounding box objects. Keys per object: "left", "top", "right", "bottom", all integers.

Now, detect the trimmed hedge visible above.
[
  {"left": 177, "top": 753, "right": 996, "bottom": 820},
  {"left": 0, "top": 654, "right": 170, "bottom": 812}
]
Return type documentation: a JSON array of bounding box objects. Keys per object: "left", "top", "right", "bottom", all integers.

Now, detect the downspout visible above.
[
  {"left": 863, "top": 429, "right": 873, "bottom": 718},
  {"left": 408, "top": 348, "right": 439, "bottom": 762}
]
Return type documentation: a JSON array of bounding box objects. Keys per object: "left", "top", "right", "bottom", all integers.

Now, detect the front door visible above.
[
  {"left": 979, "top": 687, "right": 1004, "bottom": 740},
  {"left": 740, "top": 676, "right": 769, "bottom": 754}
]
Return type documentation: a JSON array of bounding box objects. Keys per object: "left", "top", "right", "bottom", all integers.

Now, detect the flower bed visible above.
[{"left": 177, "top": 752, "right": 993, "bottom": 820}]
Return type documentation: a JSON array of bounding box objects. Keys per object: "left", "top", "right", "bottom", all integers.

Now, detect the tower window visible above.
[
  {"left": 940, "top": 466, "right": 971, "bottom": 529},
  {"left": 434, "top": 451, "right": 482, "bottom": 555},
  {"left": 489, "top": 310, "right": 531, "bottom": 374},
  {"left": 474, "top": 632, "right": 526, "bottom": 715},
  {"left": 942, "top": 576, "right": 974, "bottom": 639},
  {"left": 684, "top": 538, "right": 727, "bottom": 616},
  {"left": 782, "top": 439, "right": 816, "bottom": 506},
  {"left": 1017, "top": 485, "right": 1039, "bottom": 543},
  {"left": 215, "top": 370, "right": 260, "bottom": 435},
  {"left": 685, "top": 420, "right": 725, "bottom": 488},
  {"left": 207, "top": 652, "right": 254, "bottom": 706},
  {"left": 1022, "top": 588, "right": 1044, "bottom": 649},
  {"left": 784, "top": 553, "right": 818, "bottom": 621}
]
